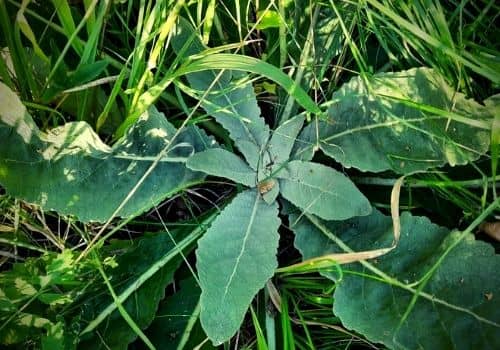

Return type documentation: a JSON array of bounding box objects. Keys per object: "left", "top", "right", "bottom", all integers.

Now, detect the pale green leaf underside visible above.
[
  {"left": 196, "top": 189, "right": 280, "bottom": 345},
  {"left": 292, "top": 210, "right": 500, "bottom": 349},
  {"left": 279, "top": 161, "right": 371, "bottom": 220},
  {"left": 268, "top": 114, "right": 305, "bottom": 166},
  {"left": 297, "top": 67, "right": 492, "bottom": 173},
  {"left": 0, "top": 82, "right": 214, "bottom": 222},
  {"left": 187, "top": 148, "right": 256, "bottom": 187},
  {"left": 172, "top": 18, "right": 269, "bottom": 170},
  {"left": 145, "top": 278, "right": 204, "bottom": 350}
]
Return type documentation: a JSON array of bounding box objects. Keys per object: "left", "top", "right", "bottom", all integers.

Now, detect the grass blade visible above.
[{"left": 175, "top": 53, "right": 322, "bottom": 117}]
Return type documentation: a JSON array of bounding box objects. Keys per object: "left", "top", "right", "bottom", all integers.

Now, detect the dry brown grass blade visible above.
[
  {"left": 390, "top": 176, "right": 404, "bottom": 245},
  {"left": 0, "top": 224, "right": 14, "bottom": 232},
  {"left": 278, "top": 176, "right": 405, "bottom": 274},
  {"left": 266, "top": 280, "right": 282, "bottom": 312}
]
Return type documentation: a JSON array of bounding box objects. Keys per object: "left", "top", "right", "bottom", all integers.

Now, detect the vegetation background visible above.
[{"left": 0, "top": 0, "right": 498, "bottom": 349}]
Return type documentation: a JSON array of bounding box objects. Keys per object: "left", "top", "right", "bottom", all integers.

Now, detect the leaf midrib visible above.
[
  {"left": 222, "top": 191, "right": 260, "bottom": 298},
  {"left": 208, "top": 70, "right": 264, "bottom": 149}
]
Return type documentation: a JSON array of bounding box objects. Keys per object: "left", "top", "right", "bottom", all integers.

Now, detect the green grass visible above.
[{"left": 0, "top": 0, "right": 498, "bottom": 349}]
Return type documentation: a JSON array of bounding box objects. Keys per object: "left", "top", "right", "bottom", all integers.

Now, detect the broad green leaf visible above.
[
  {"left": 297, "top": 67, "right": 492, "bottom": 173},
  {"left": 268, "top": 114, "right": 305, "bottom": 166},
  {"left": 37, "top": 293, "right": 72, "bottom": 306},
  {"left": 290, "top": 118, "right": 317, "bottom": 161},
  {"left": 172, "top": 18, "right": 269, "bottom": 170},
  {"left": 196, "top": 189, "right": 280, "bottom": 344},
  {"left": 0, "top": 82, "right": 214, "bottom": 222},
  {"left": 146, "top": 277, "right": 200, "bottom": 349},
  {"left": 146, "top": 277, "right": 214, "bottom": 350},
  {"left": 187, "top": 148, "right": 256, "bottom": 187},
  {"left": 292, "top": 209, "right": 500, "bottom": 349},
  {"left": 262, "top": 179, "right": 280, "bottom": 204},
  {"left": 278, "top": 161, "right": 371, "bottom": 220},
  {"left": 44, "top": 249, "right": 81, "bottom": 286},
  {"left": 41, "top": 321, "right": 70, "bottom": 350},
  {"left": 78, "top": 228, "right": 193, "bottom": 349},
  {"left": 0, "top": 313, "right": 53, "bottom": 345}
]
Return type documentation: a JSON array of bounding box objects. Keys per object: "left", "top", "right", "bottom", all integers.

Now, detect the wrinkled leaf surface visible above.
[
  {"left": 0, "top": 82, "right": 214, "bottom": 222},
  {"left": 196, "top": 189, "right": 280, "bottom": 344},
  {"left": 296, "top": 68, "right": 492, "bottom": 173},
  {"left": 279, "top": 161, "right": 371, "bottom": 220},
  {"left": 292, "top": 209, "right": 500, "bottom": 349}
]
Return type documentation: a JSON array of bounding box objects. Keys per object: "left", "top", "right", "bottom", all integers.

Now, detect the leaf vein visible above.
[{"left": 222, "top": 191, "right": 261, "bottom": 298}]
